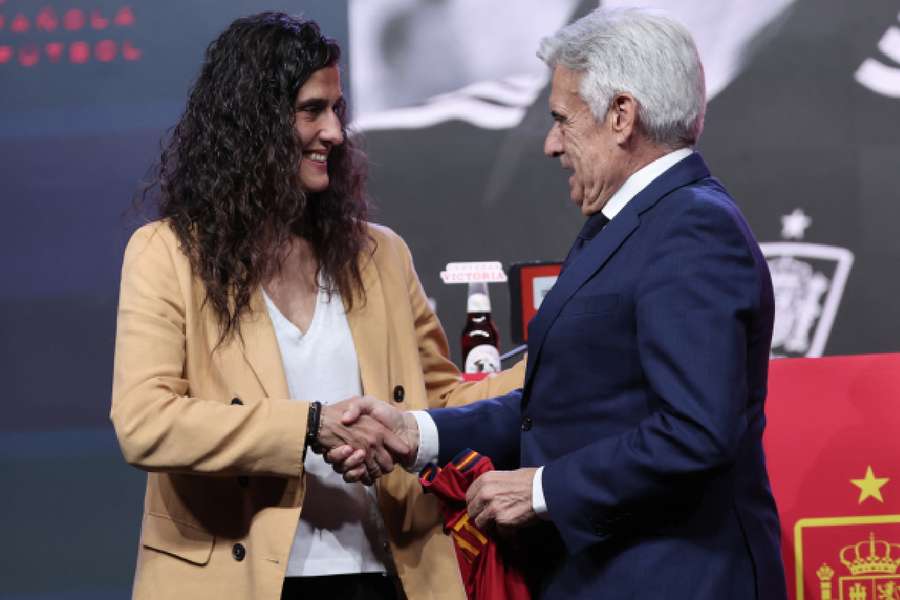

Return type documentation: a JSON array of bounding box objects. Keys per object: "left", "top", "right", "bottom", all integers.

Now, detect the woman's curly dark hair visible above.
[{"left": 154, "top": 12, "right": 369, "bottom": 340}]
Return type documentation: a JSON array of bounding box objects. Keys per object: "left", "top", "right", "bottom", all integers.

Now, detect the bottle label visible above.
[{"left": 464, "top": 344, "right": 501, "bottom": 373}]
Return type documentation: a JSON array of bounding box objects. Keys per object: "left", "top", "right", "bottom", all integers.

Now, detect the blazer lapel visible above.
[
  {"left": 238, "top": 290, "right": 291, "bottom": 400},
  {"left": 235, "top": 243, "right": 391, "bottom": 403},
  {"left": 522, "top": 152, "right": 712, "bottom": 394},
  {"left": 523, "top": 211, "right": 639, "bottom": 393},
  {"left": 344, "top": 250, "right": 390, "bottom": 400}
]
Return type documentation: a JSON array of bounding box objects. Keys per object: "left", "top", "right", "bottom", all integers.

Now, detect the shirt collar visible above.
[{"left": 600, "top": 147, "right": 694, "bottom": 221}]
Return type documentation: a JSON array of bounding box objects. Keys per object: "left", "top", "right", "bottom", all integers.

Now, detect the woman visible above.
[{"left": 111, "top": 13, "right": 522, "bottom": 600}]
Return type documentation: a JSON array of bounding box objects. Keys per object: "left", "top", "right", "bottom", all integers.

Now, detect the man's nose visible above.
[{"left": 544, "top": 125, "right": 562, "bottom": 157}]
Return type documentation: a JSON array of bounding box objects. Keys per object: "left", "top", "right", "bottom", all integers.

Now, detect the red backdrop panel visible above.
[{"left": 765, "top": 353, "right": 900, "bottom": 600}]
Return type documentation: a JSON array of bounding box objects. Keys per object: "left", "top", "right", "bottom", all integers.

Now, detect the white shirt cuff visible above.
[
  {"left": 409, "top": 411, "right": 439, "bottom": 473},
  {"left": 533, "top": 466, "right": 550, "bottom": 519}
]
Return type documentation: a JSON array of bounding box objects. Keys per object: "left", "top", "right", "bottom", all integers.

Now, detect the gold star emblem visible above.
[{"left": 850, "top": 466, "right": 890, "bottom": 504}]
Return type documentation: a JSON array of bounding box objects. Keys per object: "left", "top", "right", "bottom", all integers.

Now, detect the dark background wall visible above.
[
  {"left": 1, "top": 1, "right": 898, "bottom": 597},
  {"left": 364, "top": 0, "right": 900, "bottom": 363},
  {"left": 0, "top": 3, "right": 347, "bottom": 598}
]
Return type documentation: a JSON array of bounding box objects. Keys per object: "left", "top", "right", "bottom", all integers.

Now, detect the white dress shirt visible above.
[{"left": 411, "top": 148, "right": 694, "bottom": 518}]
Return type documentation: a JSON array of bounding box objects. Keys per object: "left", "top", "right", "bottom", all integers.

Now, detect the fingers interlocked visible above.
[{"left": 317, "top": 395, "right": 412, "bottom": 485}]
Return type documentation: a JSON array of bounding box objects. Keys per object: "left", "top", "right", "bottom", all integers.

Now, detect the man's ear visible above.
[{"left": 609, "top": 93, "right": 638, "bottom": 143}]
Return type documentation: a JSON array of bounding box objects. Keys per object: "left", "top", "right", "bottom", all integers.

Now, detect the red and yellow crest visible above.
[
  {"left": 797, "top": 519, "right": 900, "bottom": 599},
  {"left": 765, "top": 355, "right": 900, "bottom": 600}
]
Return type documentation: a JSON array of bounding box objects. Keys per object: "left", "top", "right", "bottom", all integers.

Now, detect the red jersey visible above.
[{"left": 420, "top": 449, "right": 531, "bottom": 600}]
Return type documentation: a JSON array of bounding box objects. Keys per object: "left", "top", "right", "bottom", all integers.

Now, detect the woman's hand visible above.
[
  {"left": 321, "top": 396, "right": 419, "bottom": 484},
  {"left": 316, "top": 396, "right": 413, "bottom": 484}
]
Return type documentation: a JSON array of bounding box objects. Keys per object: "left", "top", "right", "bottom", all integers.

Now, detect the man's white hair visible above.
[{"left": 538, "top": 6, "right": 706, "bottom": 147}]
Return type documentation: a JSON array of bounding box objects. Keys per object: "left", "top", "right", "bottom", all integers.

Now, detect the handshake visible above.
[
  {"left": 314, "top": 396, "right": 419, "bottom": 485},
  {"left": 316, "top": 396, "right": 540, "bottom": 531}
]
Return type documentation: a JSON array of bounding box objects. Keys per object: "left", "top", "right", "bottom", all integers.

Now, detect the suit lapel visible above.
[
  {"left": 522, "top": 153, "right": 711, "bottom": 394},
  {"left": 522, "top": 211, "right": 638, "bottom": 392},
  {"left": 238, "top": 290, "right": 291, "bottom": 400},
  {"left": 234, "top": 243, "right": 390, "bottom": 402},
  {"left": 344, "top": 250, "right": 390, "bottom": 400}
]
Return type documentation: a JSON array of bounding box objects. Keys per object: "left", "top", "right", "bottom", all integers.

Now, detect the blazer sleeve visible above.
[
  {"left": 429, "top": 389, "right": 524, "bottom": 469},
  {"left": 391, "top": 232, "right": 525, "bottom": 467},
  {"left": 394, "top": 231, "right": 525, "bottom": 411},
  {"left": 110, "top": 224, "right": 308, "bottom": 478},
  {"left": 542, "top": 197, "right": 764, "bottom": 554}
]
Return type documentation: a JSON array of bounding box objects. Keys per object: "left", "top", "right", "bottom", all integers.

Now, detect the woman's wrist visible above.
[{"left": 304, "top": 401, "right": 323, "bottom": 455}]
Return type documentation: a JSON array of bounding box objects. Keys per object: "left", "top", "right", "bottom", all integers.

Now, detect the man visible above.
[{"left": 334, "top": 7, "right": 787, "bottom": 599}]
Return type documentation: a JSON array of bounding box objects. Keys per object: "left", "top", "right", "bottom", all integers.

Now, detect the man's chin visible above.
[
  {"left": 568, "top": 193, "right": 588, "bottom": 213},
  {"left": 568, "top": 188, "right": 584, "bottom": 208}
]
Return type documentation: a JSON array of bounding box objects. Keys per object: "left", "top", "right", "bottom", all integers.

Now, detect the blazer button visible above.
[
  {"left": 231, "top": 397, "right": 243, "bottom": 406},
  {"left": 237, "top": 476, "right": 249, "bottom": 488},
  {"left": 232, "top": 543, "right": 246, "bottom": 561},
  {"left": 392, "top": 385, "right": 405, "bottom": 403},
  {"left": 521, "top": 416, "right": 533, "bottom": 431}
]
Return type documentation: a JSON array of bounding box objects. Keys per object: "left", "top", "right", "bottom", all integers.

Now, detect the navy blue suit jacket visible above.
[{"left": 431, "top": 153, "right": 787, "bottom": 599}]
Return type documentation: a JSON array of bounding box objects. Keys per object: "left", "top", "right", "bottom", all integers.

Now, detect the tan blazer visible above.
[{"left": 111, "top": 221, "right": 525, "bottom": 600}]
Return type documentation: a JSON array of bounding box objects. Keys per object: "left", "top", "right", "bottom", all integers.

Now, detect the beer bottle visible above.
[{"left": 461, "top": 282, "right": 501, "bottom": 373}]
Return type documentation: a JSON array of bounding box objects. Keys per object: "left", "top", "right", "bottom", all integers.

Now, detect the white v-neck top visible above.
[{"left": 262, "top": 286, "right": 390, "bottom": 577}]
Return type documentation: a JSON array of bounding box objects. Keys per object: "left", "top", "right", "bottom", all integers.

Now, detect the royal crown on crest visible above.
[{"left": 839, "top": 532, "right": 900, "bottom": 575}]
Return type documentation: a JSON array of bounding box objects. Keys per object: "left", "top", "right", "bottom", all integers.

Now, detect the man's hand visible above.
[
  {"left": 466, "top": 468, "right": 538, "bottom": 532},
  {"left": 316, "top": 396, "right": 410, "bottom": 483},
  {"left": 323, "top": 396, "right": 419, "bottom": 483}
]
